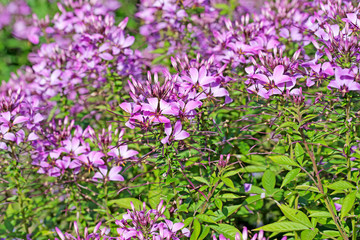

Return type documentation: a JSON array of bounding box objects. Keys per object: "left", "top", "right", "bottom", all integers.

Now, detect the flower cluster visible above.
[
  {"left": 27, "top": 1, "right": 141, "bottom": 117},
  {"left": 115, "top": 201, "right": 190, "bottom": 239},
  {"left": 31, "top": 117, "right": 138, "bottom": 180},
  {"left": 0, "top": 89, "right": 43, "bottom": 151},
  {"left": 0, "top": 0, "right": 140, "bottom": 181},
  {"left": 2, "top": 0, "right": 360, "bottom": 239},
  {"left": 0, "top": 0, "right": 39, "bottom": 43},
  {"left": 120, "top": 54, "right": 231, "bottom": 144},
  {"left": 55, "top": 201, "right": 189, "bottom": 240}
]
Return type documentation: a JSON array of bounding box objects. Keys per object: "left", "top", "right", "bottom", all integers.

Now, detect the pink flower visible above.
[
  {"left": 93, "top": 166, "right": 124, "bottom": 182},
  {"left": 141, "top": 98, "right": 176, "bottom": 123},
  {"left": 182, "top": 66, "right": 216, "bottom": 87},
  {"left": 161, "top": 121, "right": 190, "bottom": 144},
  {"left": 77, "top": 151, "right": 105, "bottom": 167},
  {"left": 108, "top": 145, "right": 138, "bottom": 160},
  {"left": 328, "top": 68, "right": 360, "bottom": 94}
]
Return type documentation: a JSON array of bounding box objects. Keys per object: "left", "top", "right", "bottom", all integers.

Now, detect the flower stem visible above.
[{"left": 300, "top": 130, "right": 348, "bottom": 240}]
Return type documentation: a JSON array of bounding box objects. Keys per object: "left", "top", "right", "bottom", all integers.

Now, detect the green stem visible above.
[
  {"left": 17, "top": 182, "right": 29, "bottom": 235},
  {"left": 345, "top": 98, "right": 351, "bottom": 180},
  {"left": 352, "top": 209, "right": 357, "bottom": 240},
  {"left": 104, "top": 183, "right": 110, "bottom": 215},
  {"left": 10, "top": 143, "right": 29, "bottom": 235},
  {"left": 300, "top": 130, "right": 348, "bottom": 240}
]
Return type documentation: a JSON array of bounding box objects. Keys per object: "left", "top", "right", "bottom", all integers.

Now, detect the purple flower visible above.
[
  {"left": 244, "top": 183, "right": 252, "bottom": 193},
  {"left": 62, "top": 138, "right": 88, "bottom": 157},
  {"left": 175, "top": 100, "right": 202, "bottom": 119},
  {"left": 328, "top": 68, "right": 360, "bottom": 94},
  {"left": 182, "top": 66, "right": 216, "bottom": 87},
  {"left": 161, "top": 121, "right": 190, "bottom": 144},
  {"left": 335, "top": 203, "right": 342, "bottom": 211},
  {"left": 254, "top": 65, "right": 293, "bottom": 89},
  {"left": 77, "top": 151, "right": 105, "bottom": 168},
  {"left": 108, "top": 144, "right": 138, "bottom": 161},
  {"left": 93, "top": 166, "right": 124, "bottom": 182},
  {"left": 141, "top": 98, "right": 175, "bottom": 123}
]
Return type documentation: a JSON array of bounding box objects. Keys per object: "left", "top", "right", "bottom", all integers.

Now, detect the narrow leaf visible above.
[
  {"left": 238, "top": 165, "right": 267, "bottom": 173},
  {"left": 190, "top": 218, "right": 201, "bottom": 240},
  {"left": 269, "top": 155, "right": 299, "bottom": 167},
  {"left": 300, "top": 229, "right": 318, "bottom": 240},
  {"left": 214, "top": 199, "right": 223, "bottom": 210},
  {"left": 278, "top": 204, "right": 312, "bottom": 228},
  {"left": 295, "top": 185, "right": 320, "bottom": 193},
  {"left": 196, "top": 214, "right": 216, "bottom": 224},
  {"left": 294, "top": 143, "right": 305, "bottom": 165},
  {"left": 223, "top": 169, "right": 242, "bottom": 178},
  {"left": 210, "top": 224, "right": 242, "bottom": 240},
  {"left": 308, "top": 211, "right": 331, "bottom": 218},
  {"left": 255, "top": 221, "right": 309, "bottom": 232},
  {"left": 281, "top": 168, "right": 301, "bottom": 188},
  {"left": 262, "top": 170, "right": 276, "bottom": 193},
  {"left": 198, "top": 226, "right": 210, "bottom": 240},
  {"left": 107, "top": 198, "right": 144, "bottom": 211},
  {"left": 222, "top": 177, "right": 235, "bottom": 189},
  {"left": 327, "top": 181, "right": 355, "bottom": 191},
  {"left": 193, "top": 177, "right": 210, "bottom": 186},
  {"left": 340, "top": 191, "right": 356, "bottom": 220}
]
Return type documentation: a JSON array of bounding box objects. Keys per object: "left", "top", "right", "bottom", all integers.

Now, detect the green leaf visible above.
[
  {"left": 238, "top": 165, "right": 267, "bottom": 173},
  {"left": 151, "top": 54, "right": 167, "bottom": 64},
  {"left": 190, "top": 218, "right": 201, "bottom": 240},
  {"left": 214, "top": 3, "right": 230, "bottom": 10},
  {"left": 281, "top": 168, "right": 301, "bottom": 188},
  {"left": 322, "top": 230, "right": 340, "bottom": 237},
  {"left": 220, "top": 193, "right": 241, "bottom": 199},
  {"left": 269, "top": 155, "right": 299, "bottom": 166},
  {"left": 277, "top": 122, "right": 299, "bottom": 131},
  {"left": 294, "top": 143, "right": 305, "bottom": 164},
  {"left": 301, "top": 229, "right": 318, "bottom": 240},
  {"left": 107, "top": 198, "right": 144, "bottom": 211},
  {"left": 193, "top": 177, "right": 210, "bottom": 186},
  {"left": 210, "top": 224, "right": 241, "bottom": 240},
  {"left": 295, "top": 185, "right": 320, "bottom": 193},
  {"left": 262, "top": 170, "right": 276, "bottom": 193},
  {"left": 299, "top": 114, "right": 318, "bottom": 127},
  {"left": 278, "top": 204, "right": 312, "bottom": 228},
  {"left": 184, "top": 217, "right": 193, "bottom": 228},
  {"left": 198, "top": 225, "right": 210, "bottom": 240},
  {"left": 214, "top": 199, "right": 223, "bottom": 210},
  {"left": 150, "top": 48, "right": 167, "bottom": 54},
  {"left": 222, "top": 177, "right": 235, "bottom": 189},
  {"left": 327, "top": 181, "right": 355, "bottom": 191},
  {"left": 308, "top": 211, "right": 331, "bottom": 218},
  {"left": 255, "top": 221, "right": 309, "bottom": 232},
  {"left": 223, "top": 169, "right": 242, "bottom": 178},
  {"left": 196, "top": 214, "right": 216, "bottom": 224},
  {"left": 148, "top": 187, "right": 162, "bottom": 209},
  {"left": 340, "top": 191, "right": 357, "bottom": 220}
]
